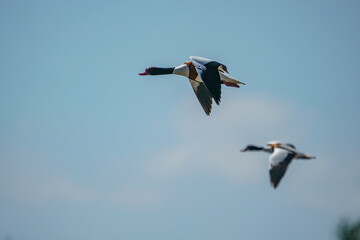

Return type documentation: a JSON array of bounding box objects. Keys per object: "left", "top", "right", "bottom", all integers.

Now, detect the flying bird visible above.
[
  {"left": 139, "top": 56, "right": 245, "bottom": 115},
  {"left": 241, "top": 141, "right": 315, "bottom": 189}
]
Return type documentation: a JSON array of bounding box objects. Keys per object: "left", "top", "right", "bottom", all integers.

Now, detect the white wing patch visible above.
[{"left": 269, "top": 148, "right": 291, "bottom": 169}]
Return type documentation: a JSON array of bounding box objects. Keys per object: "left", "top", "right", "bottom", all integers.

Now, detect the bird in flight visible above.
[
  {"left": 139, "top": 56, "right": 245, "bottom": 115},
  {"left": 241, "top": 141, "right": 315, "bottom": 189}
]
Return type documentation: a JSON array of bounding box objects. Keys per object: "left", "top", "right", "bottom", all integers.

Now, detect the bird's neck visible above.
[
  {"left": 248, "top": 146, "right": 264, "bottom": 151},
  {"left": 246, "top": 145, "right": 273, "bottom": 154},
  {"left": 148, "top": 64, "right": 191, "bottom": 78},
  {"left": 148, "top": 67, "right": 175, "bottom": 75}
]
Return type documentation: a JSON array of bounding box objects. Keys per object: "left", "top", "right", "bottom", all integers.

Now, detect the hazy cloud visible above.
[{"left": 146, "top": 92, "right": 360, "bottom": 216}]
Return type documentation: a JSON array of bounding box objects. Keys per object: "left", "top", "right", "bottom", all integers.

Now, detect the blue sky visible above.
[{"left": 1, "top": 1, "right": 359, "bottom": 239}]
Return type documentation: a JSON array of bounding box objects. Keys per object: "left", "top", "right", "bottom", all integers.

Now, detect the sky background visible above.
[{"left": 1, "top": 0, "right": 360, "bottom": 239}]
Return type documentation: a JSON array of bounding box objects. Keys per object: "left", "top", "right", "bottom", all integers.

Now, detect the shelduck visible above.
[
  {"left": 241, "top": 141, "right": 315, "bottom": 189},
  {"left": 139, "top": 56, "right": 245, "bottom": 115}
]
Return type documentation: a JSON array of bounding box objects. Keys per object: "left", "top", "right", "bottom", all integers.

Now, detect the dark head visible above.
[
  {"left": 139, "top": 67, "right": 174, "bottom": 76},
  {"left": 241, "top": 145, "right": 264, "bottom": 152}
]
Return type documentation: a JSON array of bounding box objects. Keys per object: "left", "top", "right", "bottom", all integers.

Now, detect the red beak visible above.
[{"left": 139, "top": 68, "right": 149, "bottom": 76}]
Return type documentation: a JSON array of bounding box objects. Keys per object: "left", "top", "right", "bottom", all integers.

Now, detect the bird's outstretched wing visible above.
[
  {"left": 269, "top": 151, "right": 295, "bottom": 188},
  {"left": 189, "top": 79, "right": 213, "bottom": 115},
  {"left": 190, "top": 56, "right": 223, "bottom": 105},
  {"left": 278, "top": 144, "right": 315, "bottom": 159}
]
